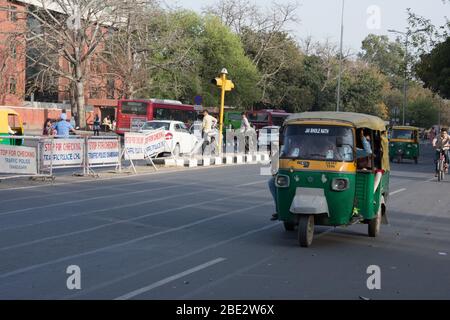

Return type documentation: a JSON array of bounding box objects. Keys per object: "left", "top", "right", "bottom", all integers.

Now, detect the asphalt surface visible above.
[{"left": 0, "top": 144, "right": 449, "bottom": 300}]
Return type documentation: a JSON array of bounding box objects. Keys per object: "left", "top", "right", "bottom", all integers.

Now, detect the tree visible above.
[
  {"left": 359, "top": 34, "right": 405, "bottom": 89},
  {"left": 415, "top": 37, "right": 450, "bottom": 99},
  {"left": 24, "top": 0, "right": 141, "bottom": 128},
  {"left": 204, "top": 0, "right": 299, "bottom": 104},
  {"left": 340, "top": 62, "right": 389, "bottom": 119}
]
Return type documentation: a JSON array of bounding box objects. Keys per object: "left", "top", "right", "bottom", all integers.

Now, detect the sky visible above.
[{"left": 167, "top": 0, "right": 449, "bottom": 53}]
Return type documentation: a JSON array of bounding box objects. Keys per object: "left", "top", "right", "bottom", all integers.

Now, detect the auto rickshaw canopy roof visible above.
[
  {"left": 285, "top": 112, "right": 387, "bottom": 131},
  {"left": 0, "top": 108, "right": 21, "bottom": 132}
]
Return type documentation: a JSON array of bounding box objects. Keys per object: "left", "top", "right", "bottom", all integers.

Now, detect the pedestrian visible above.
[
  {"left": 93, "top": 113, "right": 101, "bottom": 136},
  {"left": 52, "top": 113, "right": 77, "bottom": 138},
  {"left": 42, "top": 119, "right": 53, "bottom": 136},
  {"left": 430, "top": 127, "right": 436, "bottom": 145},
  {"left": 240, "top": 112, "right": 252, "bottom": 153},
  {"left": 103, "top": 116, "right": 112, "bottom": 131},
  {"left": 201, "top": 110, "right": 217, "bottom": 154}
]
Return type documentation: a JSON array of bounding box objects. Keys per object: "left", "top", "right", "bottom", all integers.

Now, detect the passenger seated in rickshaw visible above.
[{"left": 356, "top": 129, "right": 373, "bottom": 170}]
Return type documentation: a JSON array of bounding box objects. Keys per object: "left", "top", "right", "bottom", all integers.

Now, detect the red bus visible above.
[
  {"left": 116, "top": 99, "right": 199, "bottom": 134},
  {"left": 246, "top": 109, "right": 291, "bottom": 131}
]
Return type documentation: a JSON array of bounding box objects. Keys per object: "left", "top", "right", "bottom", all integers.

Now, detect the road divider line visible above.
[
  {"left": 0, "top": 184, "right": 267, "bottom": 233},
  {"left": 64, "top": 223, "right": 279, "bottom": 299},
  {"left": 115, "top": 258, "right": 227, "bottom": 300},
  {"left": 390, "top": 188, "right": 406, "bottom": 196},
  {"left": 0, "top": 161, "right": 259, "bottom": 192},
  {"left": 0, "top": 189, "right": 266, "bottom": 251},
  {"left": 0, "top": 201, "right": 271, "bottom": 280},
  {"left": 0, "top": 182, "right": 198, "bottom": 217}
]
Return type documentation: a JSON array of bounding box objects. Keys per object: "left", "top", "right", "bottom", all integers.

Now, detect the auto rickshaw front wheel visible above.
[
  {"left": 368, "top": 206, "right": 382, "bottom": 237},
  {"left": 298, "top": 215, "right": 314, "bottom": 247}
]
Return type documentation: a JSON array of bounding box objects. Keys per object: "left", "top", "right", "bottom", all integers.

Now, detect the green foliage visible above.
[
  {"left": 359, "top": 34, "right": 405, "bottom": 89},
  {"left": 415, "top": 37, "right": 450, "bottom": 99},
  {"left": 406, "top": 97, "right": 439, "bottom": 128}
]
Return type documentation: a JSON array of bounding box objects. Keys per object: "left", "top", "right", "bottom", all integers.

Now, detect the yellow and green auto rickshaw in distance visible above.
[
  {"left": 389, "top": 126, "right": 419, "bottom": 164},
  {"left": 0, "top": 108, "right": 24, "bottom": 146},
  {"left": 276, "top": 112, "right": 390, "bottom": 247}
]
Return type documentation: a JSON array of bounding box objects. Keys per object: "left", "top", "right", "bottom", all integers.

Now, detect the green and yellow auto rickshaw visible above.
[
  {"left": 389, "top": 126, "right": 419, "bottom": 164},
  {"left": 0, "top": 108, "right": 24, "bottom": 146},
  {"left": 275, "top": 112, "right": 390, "bottom": 247}
]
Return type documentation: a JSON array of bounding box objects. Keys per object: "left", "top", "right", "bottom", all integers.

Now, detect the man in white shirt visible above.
[{"left": 202, "top": 110, "right": 218, "bottom": 154}]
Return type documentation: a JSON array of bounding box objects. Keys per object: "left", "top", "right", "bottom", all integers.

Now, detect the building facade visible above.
[{"left": 0, "top": 0, "right": 119, "bottom": 130}]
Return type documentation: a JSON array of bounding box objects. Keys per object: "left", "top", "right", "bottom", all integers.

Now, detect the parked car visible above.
[{"left": 140, "top": 120, "right": 199, "bottom": 156}]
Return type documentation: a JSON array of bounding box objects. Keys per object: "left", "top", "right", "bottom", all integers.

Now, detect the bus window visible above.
[
  {"left": 121, "top": 101, "right": 147, "bottom": 115},
  {"left": 272, "top": 115, "right": 288, "bottom": 127},
  {"left": 248, "top": 113, "right": 269, "bottom": 122}
]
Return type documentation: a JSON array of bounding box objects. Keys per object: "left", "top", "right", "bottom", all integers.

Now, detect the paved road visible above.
[{"left": 0, "top": 144, "right": 449, "bottom": 300}]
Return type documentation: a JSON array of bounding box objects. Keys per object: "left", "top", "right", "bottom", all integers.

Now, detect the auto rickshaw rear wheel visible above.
[
  {"left": 368, "top": 206, "right": 382, "bottom": 237},
  {"left": 283, "top": 221, "right": 295, "bottom": 231},
  {"left": 298, "top": 215, "right": 314, "bottom": 247}
]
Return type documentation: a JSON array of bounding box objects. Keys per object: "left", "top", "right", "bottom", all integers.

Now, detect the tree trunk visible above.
[
  {"left": 76, "top": 80, "right": 86, "bottom": 129},
  {"left": 75, "top": 65, "right": 86, "bottom": 129}
]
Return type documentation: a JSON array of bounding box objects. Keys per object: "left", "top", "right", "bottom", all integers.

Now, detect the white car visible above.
[{"left": 140, "top": 120, "right": 199, "bottom": 156}]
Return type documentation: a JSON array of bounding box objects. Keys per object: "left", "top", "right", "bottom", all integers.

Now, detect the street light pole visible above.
[
  {"left": 336, "top": 0, "right": 345, "bottom": 112},
  {"left": 402, "top": 34, "right": 408, "bottom": 126},
  {"left": 388, "top": 27, "right": 428, "bottom": 126}
]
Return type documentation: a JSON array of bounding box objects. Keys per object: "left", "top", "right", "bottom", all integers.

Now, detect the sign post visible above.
[{"left": 212, "top": 68, "right": 235, "bottom": 155}]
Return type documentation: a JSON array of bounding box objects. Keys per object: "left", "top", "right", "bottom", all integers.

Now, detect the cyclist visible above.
[{"left": 432, "top": 128, "right": 450, "bottom": 176}]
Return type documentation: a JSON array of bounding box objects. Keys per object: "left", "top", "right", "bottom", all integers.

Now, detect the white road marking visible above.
[
  {"left": 115, "top": 258, "right": 227, "bottom": 300},
  {"left": 237, "top": 180, "right": 268, "bottom": 187},
  {"left": 64, "top": 223, "right": 279, "bottom": 299},
  {"left": 0, "top": 201, "right": 271, "bottom": 280},
  {"left": 0, "top": 182, "right": 198, "bottom": 217},
  {"left": 0, "top": 162, "right": 255, "bottom": 192},
  {"left": 389, "top": 188, "right": 406, "bottom": 196},
  {"left": 0, "top": 189, "right": 265, "bottom": 251}
]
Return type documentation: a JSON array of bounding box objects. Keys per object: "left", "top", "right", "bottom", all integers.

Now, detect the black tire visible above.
[
  {"left": 368, "top": 205, "right": 382, "bottom": 237},
  {"left": 298, "top": 215, "right": 314, "bottom": 247},
  {"left": 283, "top": 221, "right": 295, "bottom": 231}
]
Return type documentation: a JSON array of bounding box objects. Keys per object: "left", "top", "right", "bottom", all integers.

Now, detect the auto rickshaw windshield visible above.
[
  {"left": 280, "top": 124, "right": 354, "bottom": 162},
  {"left": 392, "top": 129, "right": 414, "bottom": 139}
]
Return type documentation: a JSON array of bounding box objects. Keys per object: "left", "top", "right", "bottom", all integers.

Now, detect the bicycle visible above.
[{"left": 436, "top": 149, "right": 447, "bottom": 182}]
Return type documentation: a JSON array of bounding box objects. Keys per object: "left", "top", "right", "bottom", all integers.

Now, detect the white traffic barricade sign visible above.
[
  {"left": 42, "top": 138, "right": 84, "bottom": 167},
  {"left": 0, "top": 144, "right": 37, "bottom": 175},
  {"left": 122, "top": 129, "right": 167, "bottom": 172},
  {"left": 87, "top": 138, "right": 120, "bottom": 166}
]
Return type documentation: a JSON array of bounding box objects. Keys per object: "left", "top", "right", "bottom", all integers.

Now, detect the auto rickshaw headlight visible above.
[
  {"left": 276, "top": 175, "right": 290, "bottom": 188},
  {"left": 331, "top": 178, "right": 349, "bottom": 192}
]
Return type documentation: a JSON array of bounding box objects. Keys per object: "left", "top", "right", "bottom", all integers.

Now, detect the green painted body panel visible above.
[
  {"left": 277, "top": 170, "right": 356, "bottom": 226},
  {"left": 277, "top": 169, "right": 390, "bottom": 226},
  {"left": 0, "top": 133, "right": 23, "bottom": 146},
  {"left": 389, "top": 141, "right": 420, "bottom": 159}
]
